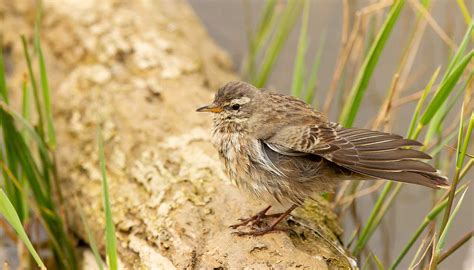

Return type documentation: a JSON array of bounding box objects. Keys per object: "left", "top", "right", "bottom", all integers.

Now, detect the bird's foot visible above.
[
  {"left": 230, "top": 205, "right": 297, "bottom": 237},
  {"left": 229, "top": 205, "right": 275, "bottom": 229}
]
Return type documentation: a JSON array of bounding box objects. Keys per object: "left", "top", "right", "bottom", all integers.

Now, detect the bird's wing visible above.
[{"left": 264, "top": 122, "right": 448, "bottom": 188}]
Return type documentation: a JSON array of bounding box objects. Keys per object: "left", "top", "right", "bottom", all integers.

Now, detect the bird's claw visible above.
[
  {"left": 229, "top": 205, "right": 272, "bottom": 229},
  {"left": 229, "top": 215, "right": 265, "bottom": 229},
  {"left": 229, "top": 205, "right": 296, "bottom": 236}
]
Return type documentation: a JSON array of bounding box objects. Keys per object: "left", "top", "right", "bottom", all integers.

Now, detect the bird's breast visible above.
[{"left": 211, "top": 128, "right": 252, "bottom": 183}]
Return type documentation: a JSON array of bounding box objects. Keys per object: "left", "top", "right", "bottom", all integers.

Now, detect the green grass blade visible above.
[
  {"left": 456, "top": 113, "right": 473, "bottom": 169},
  {"left": 21, "top": 76, "right": 31, "bottom": 120},
  {"left": 304, "top": 31, "right": 326, "bottom": 106},
  {"left": 353, "top": 181, "right": 393, "bottom": 255},
  {"left": 339, "top": 0, "right": 405, "bottom": 127},
  {"left": 0, "top": 85, "right": 27, "bottom": 222},
  {"left": 456, "top": 0, "right": 472, "bottom": 24},
  {"left": 0, "top": 98, "right": 53, "bottom": 197},
  {"left": 0, "top": 158, "right": 27, "bottom": 198},
  {"left": 0, "top": 189, "right": 46, "bottom": 270},
  {"left": 77, "top": 199, "right": 105, "bottom": 270},
  {"left": 372, "top": 253, "right": 385, "bottom": 270},
  {"left": 436, "top": 188, "right": 468, "bottom": 252},
  {"left": 253, "top": 0, "right": 278, "bottom": 50},
  {"left": 454, "top": 107, "right": 466, "bottom": 170},
  {"left": 438, "top": 230, "right": 474, "bottom": 264},
  {"left": 363, "top": 16, "right": 379, "bottom": 58},
  {"left": 0, "top": 38, "right": 8, "bottom": 103},
  {"left": 423, "top": 82, "right": 465, "bottom": 146},
  {"left": 428, "top": 127, "right": 460, "bottom": 157},
  {"left": 419, "top": 50, "right": 473, "bottom": 125},
  {"left": 443, "top": 20, "right": 473, "bottom": 78},
  {"left": 389, "top": 183, "right": 468, "bottom": 269},
  {"left": 391, "top": 220, "right": 430, "bottom": 269},
  {"left": 254, "top": 1, "right": 302, "bottom": 87},
  {"left": 1, "top": 105, "right": 76, "bottom": 268},
  {"left": 0, "top": 102, "right": 50, "bottom": 158},
  {"left": 291, "top": 0, "right": 309, "bottom": 98},
  {"left": 0, "top": 37, "right": 25, "bottom": 220},
  {"left": 21, "top": 36, "right": 45, "bottom": 139},
  {"left": 460, "top": 159, "right": 473, "bottom": 179},
  {"left": 98, "top": 129, "right": 118, "bottom": 270},
  {"left": 20, "top": 76, "right": 31, "bottom": 150},
  {"left": 243, "top": 0, "right": 278, "bottom": 81},
  {"left": 35, "top": 25, "right": 56, "bottom": 149},
  {"left": 407, "top": 67, "right": 440, "bottom": 139},
  {"left": 0, "top": 147, "right": 26, "bottom": 222},
  {"left": 438, "top": 109, "right": 471, "bottom": 260},
  {"left": 367, "top": 182, "right": 403, "bottom": 248},
  {"left": 9, "top": 137, "right": 49, "bottom": 207}
]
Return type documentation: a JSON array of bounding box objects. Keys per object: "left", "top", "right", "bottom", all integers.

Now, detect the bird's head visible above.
[{"left": 196, "top": 81, "right": 260, "bottom": 125}]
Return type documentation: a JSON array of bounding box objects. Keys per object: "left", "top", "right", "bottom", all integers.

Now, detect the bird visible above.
[{"left": 196, "top": 81, "right": 449, "bottom": 236}]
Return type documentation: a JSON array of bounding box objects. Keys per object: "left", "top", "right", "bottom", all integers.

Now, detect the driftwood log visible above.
[{"left": 1, "top": 0, "right": 354, "bottom": 268}]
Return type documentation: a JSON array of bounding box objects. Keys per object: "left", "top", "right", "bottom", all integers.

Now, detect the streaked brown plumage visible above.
[{"left": 197, "top": 81, "right": 448, "bottom": 236}]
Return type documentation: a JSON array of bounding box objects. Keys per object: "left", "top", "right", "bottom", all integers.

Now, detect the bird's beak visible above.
[{"left": 196, "top": 103, "right": 223, "bottom": 113}]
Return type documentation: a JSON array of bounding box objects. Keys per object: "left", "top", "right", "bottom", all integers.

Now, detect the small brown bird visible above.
[{"left": 197, "top": 81, "right": 448, "bottom": 236}]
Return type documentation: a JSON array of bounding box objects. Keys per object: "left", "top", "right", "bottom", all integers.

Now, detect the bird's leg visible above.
[
  {"left": 229, "top": 205, "right": 273, "bottom": 229},
  {"left": 233, "top": 205, "right": 297, "bottom": 236}
]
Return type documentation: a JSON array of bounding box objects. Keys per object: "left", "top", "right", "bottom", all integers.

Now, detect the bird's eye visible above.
[{"left": 231, "top": 104, "right": 240, "bottom": 110}]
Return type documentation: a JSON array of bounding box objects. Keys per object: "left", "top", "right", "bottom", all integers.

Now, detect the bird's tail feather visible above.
[
  {"left": 331, "top": 128, "right": 449, "bottom": 189},
  {"left": 347, "top": 166, "right": 449, "bottom": 189}
]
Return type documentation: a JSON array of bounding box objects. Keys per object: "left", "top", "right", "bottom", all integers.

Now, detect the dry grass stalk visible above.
[
  {"left": 372, "top": 73, "right": 400, "bottom": 130},
  {"left": 323, "top": 0, "right": 393, "bottom": 115},
  {"left": 337, "top": 181, "right": 386, "bottom": 206},
  {"left": 408, "top": 0, "right": 457, "bottom": 50}
]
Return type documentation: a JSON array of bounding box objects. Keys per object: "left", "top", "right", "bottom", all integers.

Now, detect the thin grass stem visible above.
[{"left": 438, "top": 229, "right": 473, "bottom": 264}]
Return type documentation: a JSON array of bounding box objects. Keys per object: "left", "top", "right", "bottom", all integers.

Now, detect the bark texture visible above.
[{"left": 1, "top": 0, "right": 354, "bottom": 268}]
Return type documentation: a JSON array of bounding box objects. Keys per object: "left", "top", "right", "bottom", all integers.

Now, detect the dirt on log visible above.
[{"left": 1, "top": 0, "right": 354, "bottom": 269}]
